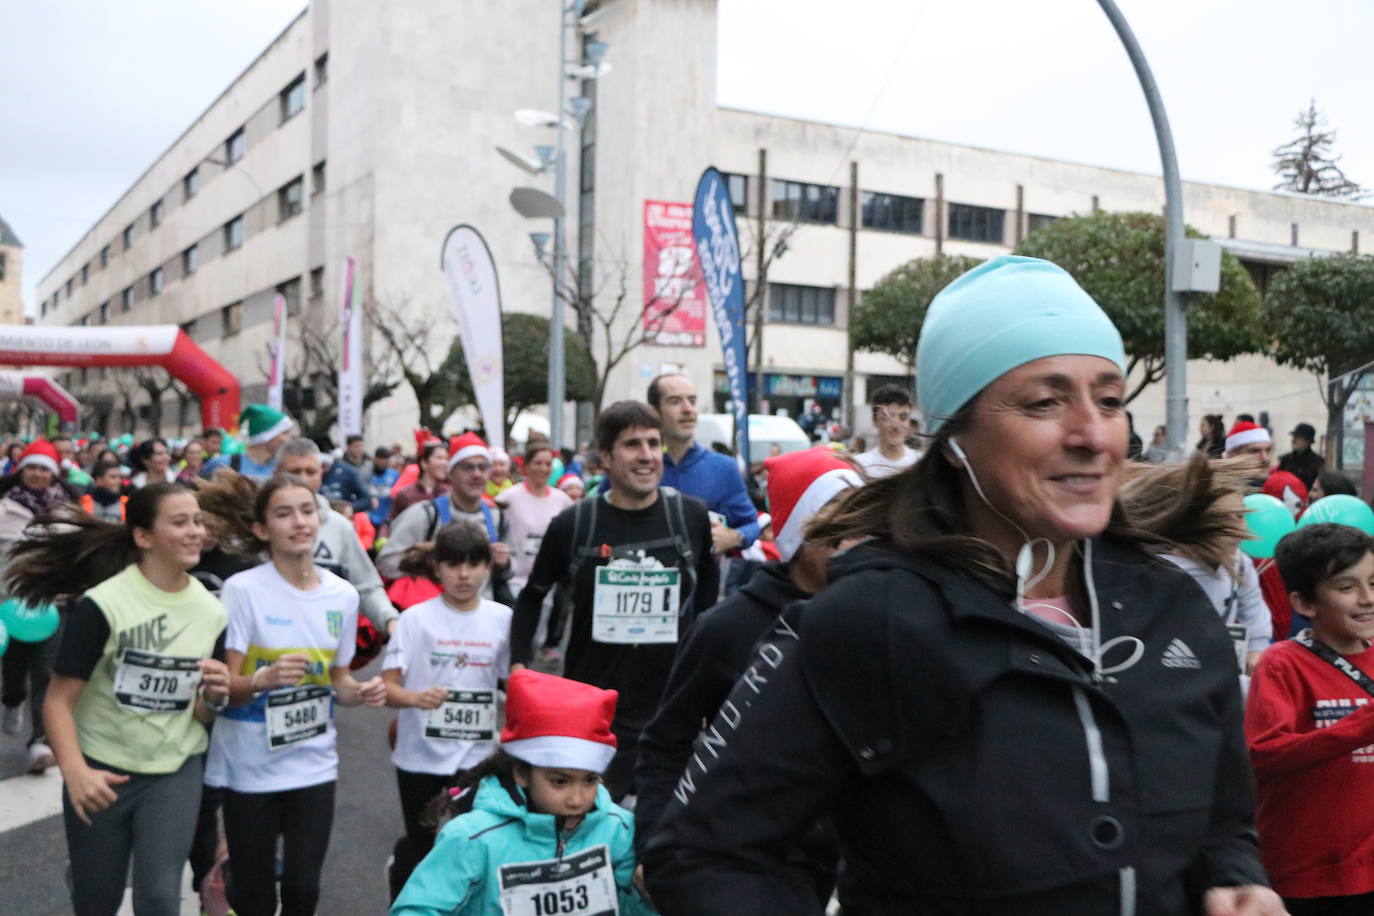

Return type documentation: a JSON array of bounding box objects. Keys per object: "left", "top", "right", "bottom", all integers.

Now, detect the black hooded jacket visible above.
[
  {"left": 642, "top": 536, "right": 1268, "bottom": 915},
  {"left": 635, "top": 562, "right": 810, "bottom": 852}
]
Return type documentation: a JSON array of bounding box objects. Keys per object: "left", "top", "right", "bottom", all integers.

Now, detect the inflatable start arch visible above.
[
  {"left": 0, "top": 373, "right": 80, "bottom": 429},
  {"left": 0, "top": 326, "right": 240, "bottom": 430}
]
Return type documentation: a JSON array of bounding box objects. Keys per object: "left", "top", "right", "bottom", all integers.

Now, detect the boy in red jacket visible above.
[{"left": 1247, "top": 522, "right": 1374, "bottom": 914}]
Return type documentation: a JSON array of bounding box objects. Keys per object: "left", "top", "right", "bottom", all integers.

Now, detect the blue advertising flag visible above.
[{"left": 691, "top": 167, "right": 751, "bottom": 468}]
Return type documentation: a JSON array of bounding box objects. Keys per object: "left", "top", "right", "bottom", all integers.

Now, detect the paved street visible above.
[{"left": 0, "top": 656, "right": 402, "bottom": 916}]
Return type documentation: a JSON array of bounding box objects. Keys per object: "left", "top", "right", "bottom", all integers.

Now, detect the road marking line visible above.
[{"left": 0, "top": 769, "right": 64, "bottom": 832}]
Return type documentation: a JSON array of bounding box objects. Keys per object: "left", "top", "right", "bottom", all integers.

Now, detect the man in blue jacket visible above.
[{"left": 648, "top": 373, "right": 760, "bottom": 553}]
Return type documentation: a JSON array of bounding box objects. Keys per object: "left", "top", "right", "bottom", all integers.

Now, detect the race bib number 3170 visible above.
[
  {"left": 498, "top": 844, "right": 618, "bottom": 916},
  {"left": 112, "top": 649, "right": 202, "bottom": 713}
]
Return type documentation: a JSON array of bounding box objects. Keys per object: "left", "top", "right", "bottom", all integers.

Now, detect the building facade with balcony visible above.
[{"left": 35, "top": 0, "right": 1374, "bottom": 452}]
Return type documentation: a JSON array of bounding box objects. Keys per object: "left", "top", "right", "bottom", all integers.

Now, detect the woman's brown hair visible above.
[
  {"left": 1117, "top": 453, "right": 1253, "bottom": 573},
  {"left": 193, "top": 470, "right": 314, "bottom": 556},
  {"left": 5, "top": 482, "right": 196, "bottom": 605}
]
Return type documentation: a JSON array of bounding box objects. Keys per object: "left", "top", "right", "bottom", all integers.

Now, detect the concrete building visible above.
[
  {"left": 34, "top": 0, "right": 1374, "bottom": 459},
  {"left": 0, "top": 216, "right": 23, "bottom": 328}
]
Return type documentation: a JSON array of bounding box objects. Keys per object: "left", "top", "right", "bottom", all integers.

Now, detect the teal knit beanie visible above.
[{"left": 916, "top": 255, "right": 1126, "bottom": 434}]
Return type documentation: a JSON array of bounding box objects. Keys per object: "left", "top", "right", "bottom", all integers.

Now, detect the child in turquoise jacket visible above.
[{"left": 390, "top": 669, "right": 657, "bottom": 915}]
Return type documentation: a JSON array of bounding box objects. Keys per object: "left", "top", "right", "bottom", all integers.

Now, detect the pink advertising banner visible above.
[{"left": 643, "top": 200, "right": 707, "bottom": 347}]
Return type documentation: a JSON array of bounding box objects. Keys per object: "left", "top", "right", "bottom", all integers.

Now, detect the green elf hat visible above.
[{"left": 239, "top": 404, "right": 295, "bottom": 445}]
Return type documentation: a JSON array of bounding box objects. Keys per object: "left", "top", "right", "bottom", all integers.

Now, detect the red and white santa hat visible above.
[
  {"left": 447, "top": 432, "right": 491, "bottom": 469},
  {"left": 1225, "top": 420, "right": 1271, "bottom": 454},
  {"left": 16, "top": 439, "right": 59, "bottom": 474},
  {"left": 501, "top": 669, "right": 618, "bottom": 773},
  {"left": 1262, "top": 470, "right": 1308, "bottom": 519},
  {"left": 765, "top": 447, "right": 863, "bottom": 562}
]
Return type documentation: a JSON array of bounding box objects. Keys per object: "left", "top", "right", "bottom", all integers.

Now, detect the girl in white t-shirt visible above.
[
  {"left": 382, "top": 520, "right": 512, "bottom": 899},
  {"left": 206, "top": 474, "right": 387, "bottom": 916}
]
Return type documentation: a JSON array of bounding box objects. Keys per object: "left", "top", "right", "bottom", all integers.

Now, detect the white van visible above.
[{"left": 694, "top": 413, "right": 812, "bottom": 460}]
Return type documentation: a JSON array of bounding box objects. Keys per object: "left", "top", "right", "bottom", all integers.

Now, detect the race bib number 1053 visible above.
[{"left": 498, "top": 844, "right": 618, "bottom": 916}]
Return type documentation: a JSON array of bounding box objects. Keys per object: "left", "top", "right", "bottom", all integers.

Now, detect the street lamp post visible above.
[
  {"left": 499, "top": 4, "right": 608, "bottom": 450},
  {"left": 1095, "top": 0, "right": 1188, "bottom": 457}
]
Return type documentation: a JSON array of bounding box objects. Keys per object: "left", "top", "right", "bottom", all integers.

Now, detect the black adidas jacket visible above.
[{"left": 642, "top": 536, "right": 1269, "bottom": 915}]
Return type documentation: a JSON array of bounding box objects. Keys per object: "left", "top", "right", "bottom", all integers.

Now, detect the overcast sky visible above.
[{"left": 4, "top": 0, "right": 1370, "bottom": 312}]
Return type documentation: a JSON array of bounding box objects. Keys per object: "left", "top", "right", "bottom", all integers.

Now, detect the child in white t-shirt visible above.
[
  {"left": 206, "top": 474, "right": 387, "bottom": 916},
  {"left": 382, "top": 520, "right": 512, "bottom": 899}
]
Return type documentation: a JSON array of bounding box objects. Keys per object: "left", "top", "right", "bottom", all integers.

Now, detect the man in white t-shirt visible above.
[{"left": 855, "top": 384, "right": 922, "bottom": 479}]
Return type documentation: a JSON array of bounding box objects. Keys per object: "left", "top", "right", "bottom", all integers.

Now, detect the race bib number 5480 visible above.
[{"left": 498, "top": 844, "right": 617, "bottom": 916}]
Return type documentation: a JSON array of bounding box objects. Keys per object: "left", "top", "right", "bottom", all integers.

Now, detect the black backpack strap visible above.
[
  {"left": 230, "top": 452, "right": 242, "bottom": 473},
  {"left": 659, "top": 487, "right": 698, "bottom": 612},
  {"left": 1295, "top": 630, "right": 1374, "bottom": 697},
  {"left": 565, "top": 495, "right": 600, "bottom": 585}
]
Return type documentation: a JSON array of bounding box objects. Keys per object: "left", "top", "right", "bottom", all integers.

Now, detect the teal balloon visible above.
[
  {"left": 0, "top": 599, "right": 60, "bottom": 643},
  {"left": 1299, "top": 494, "right": 1374, "bottom": 535},
  {"left": 222, "top": 438, "right": 245, "bottom": 455},
  {"left": 0, "top": 620, "right": 8, "bottom": 658},
  {"left": 1241, "top": 493, "right": 1297, "bottom": 559}
]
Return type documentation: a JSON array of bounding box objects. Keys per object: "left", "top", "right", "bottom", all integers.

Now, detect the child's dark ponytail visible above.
[
  {"left": 422, "top": 749, "right": 526, "bottom": 831},
  {"left": 397, "top": 543, "right": 439, "bottom": 582},
  {"left": 5, "top": 482, "right": 192, "bottom": 605}
]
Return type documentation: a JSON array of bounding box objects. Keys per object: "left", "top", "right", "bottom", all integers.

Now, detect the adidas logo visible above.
[{"left": 1161, "top": 639, "right": 1201, "bottom": 669}]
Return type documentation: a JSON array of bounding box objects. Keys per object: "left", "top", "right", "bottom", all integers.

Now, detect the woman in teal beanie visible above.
[{"left": 642, "top": 256, "right": 1281, "bottom": 915}]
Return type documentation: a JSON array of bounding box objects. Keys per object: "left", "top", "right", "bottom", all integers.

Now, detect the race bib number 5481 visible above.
[{"left": 498, "top": 844, "right": 617, "bottom": 916}]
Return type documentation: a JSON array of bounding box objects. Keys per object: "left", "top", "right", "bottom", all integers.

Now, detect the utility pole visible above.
[
  {"left": 548, "top": 5, "right": 570, "bottom": 450},
  {"left": 1096, "top": 0, "right": 1188, "bottom": 456}
]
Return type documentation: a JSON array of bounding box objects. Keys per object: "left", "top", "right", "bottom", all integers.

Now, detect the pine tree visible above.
[{"left": 1271, "top": 100, "right": 1366, "bottom": 200}]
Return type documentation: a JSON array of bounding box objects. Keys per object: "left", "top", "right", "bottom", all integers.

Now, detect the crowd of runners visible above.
[{"left": 3, "top": 256, "right": 1373, "bottom": 915}]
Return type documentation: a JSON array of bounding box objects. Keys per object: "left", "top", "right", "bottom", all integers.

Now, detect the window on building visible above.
[
  {"left": 277, "top": 277, "right": 302, "bottom": 315},
  {"left": 225, "top": 128, "right": 246, "bottom": 164},
  {"left": 768, "top": 283, "right": 836, "bottom": 325},
  {"left": 311, "top": 160, "right": 326, "bottom": 196},
  {"left": 81, "top": 263, "right": 89, "bottom": 285},
  {"left": 66, "top": 277, "right": 73, "bottom": 296},
  {"left": 183, "top": 244, "right": 198, "bottom": 275},
  {"left": 149, "top": 267, "right": 164, "bottom": 296},
  {"left": 314, "top": 53, "right": 328, "bottom": 88},
  {"left": 100, "top": 245, "right": 110, "bottom": 268},
  {"left": 724, "top": 172, "right": 749, "bottom": 215},
  {"left": 121, "top": 286, "right": 133, "bottom": 311},
  {"left": 280, "top": 74, "right": 306, "bottom": 123},
  {"left": 862, "top": 191, "right": 924, "bottom": 234},
  {"left": 78, "top": 315, "right": 88, "bottom": 327},
  {"left": 123, "top": 224, "right": 133, "bottom": 250},
  {"left": 98, "top": 301, "right": 109, "bottom": 324},
  {"left": 0, "top": 253, "right": 6, "bottom": 282},
  {"left": 40, "top": 298, "right": 47, "bottom": 318},
  {"left": 947, "top": 203, "right": 1005, "bottom": 243},
  {"left": 310, "top": 266, "right": 324, "bottom": 300},
  {"left": 184, "top": 167, "right": 200, "bottom": 200},
  {"left": 278, "top": 176, "right": 304, "bottom": 222},
  {"left": 770, "top": 179, "right": 839, "bottom": 224},
  {"left": 222, "top": 302, "right": 242, "bottom": 337},
  {"left": 1026, "top": 213, "right": 1058, "bottom": 234},
  {"left": 224, "top": 215, "right": 245, "bottom": 251},
  {"left": 150, "top": 198, "right": 164, "bottom": 229}
]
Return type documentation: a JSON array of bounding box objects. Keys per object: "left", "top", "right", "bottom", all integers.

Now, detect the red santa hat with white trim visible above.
[
  {"left": 447, "top": 432, "right": 491, "bottom": 469},
  {"left": 765, "top": 447, "right": 863, "bottom": 562},
  {"left": 16, "top": 439, "right": 59, "bottom": 474},
  {"left": 501, "top": 669, "right": 619, "bottom": 773},
  {"left": 1225, "top": 420, "right": 1271, "bottom": 454}
]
